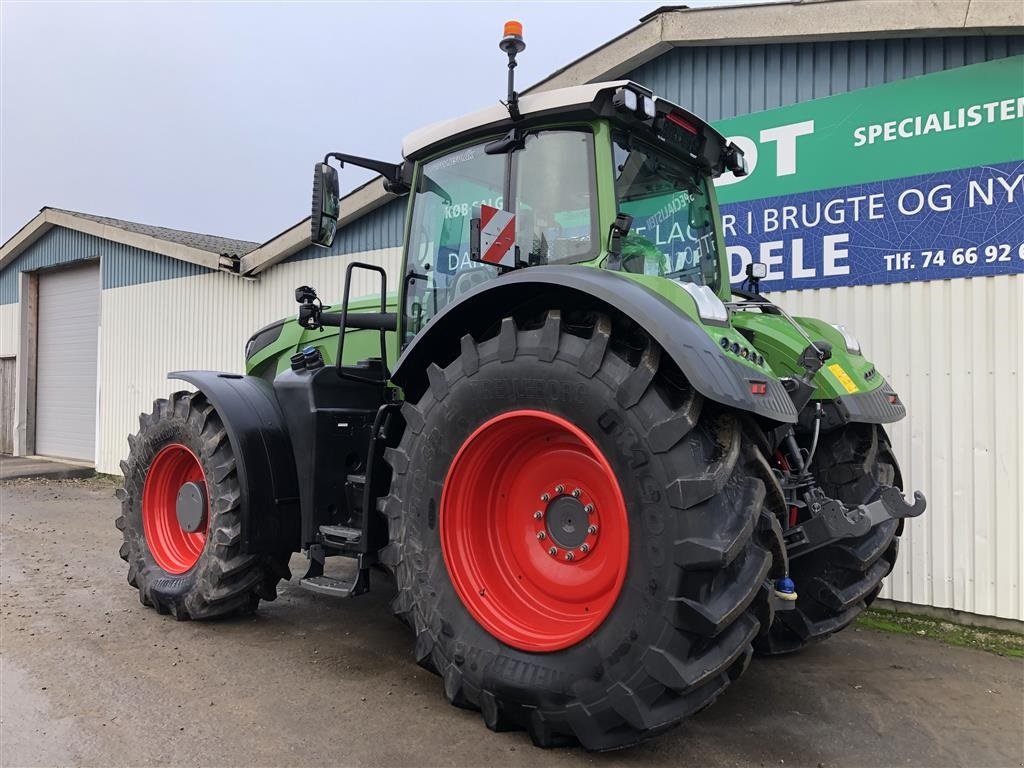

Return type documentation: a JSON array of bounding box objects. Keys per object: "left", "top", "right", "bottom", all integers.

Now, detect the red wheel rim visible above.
[
  {"left": 142, "top": 443, "right": 208, "bottom": 574},
  {"left": 441, "top": 410, "right": 629, "bottom": 652}
]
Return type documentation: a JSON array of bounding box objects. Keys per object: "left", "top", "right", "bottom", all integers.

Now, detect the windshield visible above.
[{"left": 612, "top": 135, "right": 720, "bottom": 291}]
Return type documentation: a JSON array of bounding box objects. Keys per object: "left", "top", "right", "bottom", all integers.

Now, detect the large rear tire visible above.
[
  {"left": 755, "top": 423, "right": 902, "bottom": 654},
  {"left": 116, "top": 391, "right": 290, "bottom": 619},
  {"left": 382, "top": 310, "right": 783, "bottom": 750}
]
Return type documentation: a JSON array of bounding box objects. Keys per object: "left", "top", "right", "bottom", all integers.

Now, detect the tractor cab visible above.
[
  {"left": 309, "top": 22, "right": 747, "bottom": 353},
  {"left": 397, "top": 113, "right": 734, "bottom": 343}
]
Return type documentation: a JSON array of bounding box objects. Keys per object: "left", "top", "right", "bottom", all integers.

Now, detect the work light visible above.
[{"left": 831, "top": 323, "right": 862, "bottom": 355}]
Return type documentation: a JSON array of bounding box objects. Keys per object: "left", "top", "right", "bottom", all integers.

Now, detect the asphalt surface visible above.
[{"left": 2, "top": 477, "right": 1022, "bottom": 768}]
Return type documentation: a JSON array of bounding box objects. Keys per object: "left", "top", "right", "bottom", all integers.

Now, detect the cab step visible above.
[
  {"left": 319, "top": 524, "right": 362, "bottom": 547},
  {"left": 299, "top": 568, "right": 369, "bottom": 598}
]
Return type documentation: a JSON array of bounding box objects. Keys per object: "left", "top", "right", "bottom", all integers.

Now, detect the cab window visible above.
[
  {"left": 403, "top": 143, "right": 504, "bottom": 342},
  {"left": 403, "top": 130, "right": 597, "bottom": 343},
  {"left": 514, "top": 130, "right": 597, "bottom": 265},
  {"left": 612, "top": 135, "right": 720, "bottom": 290}
]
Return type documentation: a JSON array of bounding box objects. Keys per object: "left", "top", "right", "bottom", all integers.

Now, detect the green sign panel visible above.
[{"left": 709, "top": 56, "right": 1024, "bottom": 289}]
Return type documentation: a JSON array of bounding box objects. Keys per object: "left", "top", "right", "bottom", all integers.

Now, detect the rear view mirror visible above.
[{"left": 311, "top": 162, "right": 340, "bottom": 248}]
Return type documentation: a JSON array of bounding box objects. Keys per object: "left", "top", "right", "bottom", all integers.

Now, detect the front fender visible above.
[
  {"left": 392, "top": 266, "right": 797, "bottom": 423},
  {"left": 169, "top": 371, "right": 300, "bottom": 554}
]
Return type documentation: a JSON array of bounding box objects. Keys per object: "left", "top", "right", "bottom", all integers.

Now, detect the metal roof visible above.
[
  {"left": 0, "top": 207, "right": 259, "bottom": 275},
  {"left": 527, "top": 0, "right": 1023, "bottom": 93},
  {"left": 54, "top": 209, "right": 259, "bottom": 257}
]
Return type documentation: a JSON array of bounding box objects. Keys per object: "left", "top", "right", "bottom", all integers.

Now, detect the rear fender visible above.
[
  {"left": 391, "top": 266, "right": 797, "bottom": 423},
  {"left": 170, "top": 371, "right": 300, "bottom": 554}
]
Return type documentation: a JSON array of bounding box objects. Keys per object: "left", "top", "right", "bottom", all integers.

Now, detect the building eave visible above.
[
  {"left": 0, "top": 208, "right": 231, "bottom": 273},
  {"left": 526, "top": 0, "right": 1024, "bottom": 93}
]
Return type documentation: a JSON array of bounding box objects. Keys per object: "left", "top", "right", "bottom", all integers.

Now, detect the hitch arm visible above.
[{"left": 785, "top": 487, "right": 927, "bottom": 559}]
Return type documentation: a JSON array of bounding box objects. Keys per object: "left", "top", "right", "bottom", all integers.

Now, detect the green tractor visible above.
[{"left": 117, "top": 23, "right": 925, "bottom": 750}]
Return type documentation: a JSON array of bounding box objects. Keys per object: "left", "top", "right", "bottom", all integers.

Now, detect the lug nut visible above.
[
  {"left": 540, "top": 493, "right": 550, "bottom": 502},
  {"left": 571, "top": 488, "right": 581, "bottom": 498},
  {"left": 548, "top": 547, "right": 558, "bottom": 557},
  {"left": 555, "top": 484, "right": 565, "bottom": 494},
  {"left": 587, "top": 524, "right": 598, "bottom": 535},
  {"left": 536, "top": 531, "right": 546, "bottom": 540},
  {"left": 565, "top": 551, "right": 575, "bottom": 561},
  {"left": 533, "top": 510, "right": 543, "bottom": 520},
  {"left": 580, "top": 543, "right": 590, "bottom": 553},
  {"left": 583, "top": 504, "right": 594, "bottom": 514}
]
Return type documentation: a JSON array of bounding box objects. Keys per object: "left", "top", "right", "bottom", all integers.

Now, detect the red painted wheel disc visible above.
[
  {"left": 441, "top": 410, "right": 629, "bottom": 652},
  {"left": 142, "top": 443, "right": 208, "bottom": 574}
]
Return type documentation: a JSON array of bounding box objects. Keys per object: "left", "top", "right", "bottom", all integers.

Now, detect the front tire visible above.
[
  {"left": 116, "top": 391, "right": 290, "bottom": 619},
  {"left": 755, "top": 423, "right": 902, "bottom": 654},
  {"left": 382, "top": 311, "right": 782, "bottom": 750}
]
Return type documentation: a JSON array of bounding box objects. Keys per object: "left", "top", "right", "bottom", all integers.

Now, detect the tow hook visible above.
[{"left": 784, "top": 487, "right": 927, "bottom": 559}]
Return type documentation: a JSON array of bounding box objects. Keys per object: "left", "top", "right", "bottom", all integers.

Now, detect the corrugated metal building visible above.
[{"left": 1, "top": 0, "right": 1021, "bottom": 625}]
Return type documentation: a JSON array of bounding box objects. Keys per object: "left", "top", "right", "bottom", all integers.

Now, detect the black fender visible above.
[
  {"left": 392, "top": 266, "right": 797, "bottom": 423},
  {"left": 169, "top": 371, "right": 300, "bottom": 554},
  {"left": 800, "top": 379, "right": 908, "bottom": 432}
]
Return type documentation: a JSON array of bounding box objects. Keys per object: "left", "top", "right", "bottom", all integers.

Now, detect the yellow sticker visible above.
[{"left": 828, "top": 363, "right": 860, "bottom": 394}]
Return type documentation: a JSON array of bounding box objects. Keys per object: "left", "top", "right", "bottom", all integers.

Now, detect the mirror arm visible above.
[{"left": 324, "top": 152, "right": 409, "bottom": 193}]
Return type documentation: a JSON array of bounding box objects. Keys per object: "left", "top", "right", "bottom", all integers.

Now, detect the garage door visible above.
[{"left": 36, "top": 263, "right": 100, "bottom": 461}]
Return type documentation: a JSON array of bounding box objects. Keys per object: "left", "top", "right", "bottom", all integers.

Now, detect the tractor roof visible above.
[{"left": 401, "top": 80, "right": 727, "bottom": 163}]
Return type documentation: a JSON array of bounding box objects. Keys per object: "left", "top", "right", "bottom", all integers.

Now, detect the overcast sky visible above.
[{"left": 2, "top": 0, "right": 758, "bottom": 244}]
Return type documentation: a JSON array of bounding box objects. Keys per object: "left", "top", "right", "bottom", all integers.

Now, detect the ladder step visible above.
[
  {"left": 299, "top": 569, "right": 369, "bottom": 598},
  {"left": 319, "top": 525, "right": 361, "bottom": 545}
]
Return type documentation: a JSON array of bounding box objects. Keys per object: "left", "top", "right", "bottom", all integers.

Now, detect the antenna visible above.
[{"left": 499, "top": 20, "right": 526, "bottom": 121}]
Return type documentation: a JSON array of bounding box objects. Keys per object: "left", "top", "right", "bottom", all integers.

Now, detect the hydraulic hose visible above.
[{"left": 804, "top": 402, "right": 823, "bottom": 472}]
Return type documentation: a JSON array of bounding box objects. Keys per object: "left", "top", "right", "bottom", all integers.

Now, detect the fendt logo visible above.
[{"left": 716, "top": 119, "right": 816, "bottom": 187}]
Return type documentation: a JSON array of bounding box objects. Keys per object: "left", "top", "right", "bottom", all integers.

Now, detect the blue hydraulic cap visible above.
[{"left": 774, "top": 576, "right": 798, "bottom": 601}]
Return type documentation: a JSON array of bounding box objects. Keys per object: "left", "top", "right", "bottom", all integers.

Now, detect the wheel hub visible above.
[
  {"left": 533, "top": 487, "right": 600, "bottom": 561},
  {"left": 175, "top": 481, "right": 207, "bottom": 533}
]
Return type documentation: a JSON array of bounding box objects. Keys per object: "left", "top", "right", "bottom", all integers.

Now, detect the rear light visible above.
[
  {"left": 888, "top": 393, "right": 899, "bottom": 404},
  {"left": 666, "top": 112, "right": 698, "bottom": 135},
  {"left": 750, "top": 381, "right": 768, "bottom": 396}
]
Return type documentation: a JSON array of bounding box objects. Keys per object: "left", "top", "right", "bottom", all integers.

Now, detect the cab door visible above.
[{"left": 400, "top": 128, "right": 600, "bottom": 347}]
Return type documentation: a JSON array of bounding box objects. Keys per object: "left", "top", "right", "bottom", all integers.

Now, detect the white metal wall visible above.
[
  {"left": 0, "top": 303, "right": 17, "bottom": 358},
  {"left": 96, "top": 247, "right": 401, "bottom": 476},
  {"left": 774, "top": 275, "right": 1023, "bottom": 622},
  {"left": 0, "top": 302, "right": 17, "bottom": 454}
]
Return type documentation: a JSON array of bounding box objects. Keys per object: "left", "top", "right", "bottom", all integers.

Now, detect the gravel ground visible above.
[{"left": 2, "top": 477, "right": 1022, "bottom": 768}]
